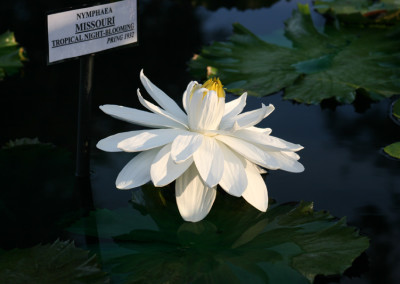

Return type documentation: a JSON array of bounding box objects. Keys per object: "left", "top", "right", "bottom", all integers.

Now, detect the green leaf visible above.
[
  {"left": 67, "top": 207, "right": 158, "bottom": 238},
  {"left": 69, "top": 187, "right": 369, "bottom": 283},
  {"left": 314, "top": 0, "right": 371, "bottom": 15},
  {"left": 383, "top": 141, "right": 400, "bottom": 159},
  {"left": 392, "top": 98, "right": 400, "bottom": 119},
  {"left": 0, "top": 31, "right": 26, "bottom": 80},
  {"left": 314, "top": 0, "right": 400, "bottom": 25},
  {"left": 0, "top": 240, "right": 109, "bottom": 284},
  {"left": 189, "top": 4, "right": 400, "bottom": 104}
]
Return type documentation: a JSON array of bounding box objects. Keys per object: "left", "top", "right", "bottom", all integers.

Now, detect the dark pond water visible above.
[{"left": 1, "top": 0, "right": 400, "bottom": 283}]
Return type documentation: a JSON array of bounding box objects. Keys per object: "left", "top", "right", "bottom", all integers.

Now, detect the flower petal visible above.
[
  {"left": 243, "top": 126, "right": 272, "bottom": 135},
  {"left": 242, "top": 159, "right": 268, "bottom": 212},
  {"left": 137, "top": 89, "right": 188, "bottom": 129},
  {"left": 100, "top": 105, "right": 183, "bottom": 129},
  {"left": 118, "top": 129, "right": 186, "bottom": 152},
  {"left": 182, "top": 81, "right": 198, "bottom": 113},
  {"left": 282, "top": 151, "right": 301, "bottom": 160},
  {"left": 171, "top": 132, "right": 204, "bottom": 163},
  {"left": 97, "top": 130, "right": 145, "bottom": 152},
  {"left": 266, "top": 151, "right": 305, "bottom": 173},
  {"left": 222, "top": 92, "right": 247, "bottom": 121},
  {"left": 233, "top": 129, "right": 303, "bottom": 151},
  {"left": 140, "top": 70, "right": 187, "bottom": 121},
  {"left": 188, "top": 88, "right": 225, "bottom": 131},
  {"left": 220, "top": 104, "right": 274, "bottom": 130},
  {"left": 257, "top": 166, "right": 268, "bottom": 174},
  {"left": 150, "top": 143, "right": 193, "bottom": 187},
  {"left": 218, "top": 142, "right": 248, "bottom": 197},
  {"left": 116, "top": 148, "right": 159, "bottom": 189},
  {"left": 193, "top": 136, "right": 224, "bottom": 187},
  {"left": 216, "top": 135, "right": 280, "bottom": 170},
  {"left": 175, "top": 164, "right": 216, "bottom": 222}
]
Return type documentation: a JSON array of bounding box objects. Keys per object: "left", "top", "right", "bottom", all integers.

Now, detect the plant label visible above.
[{"left": 47, "top": 0, "right": 137, "bottom": 64}]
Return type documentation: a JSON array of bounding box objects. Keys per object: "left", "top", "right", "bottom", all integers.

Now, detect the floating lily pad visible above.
[
  {"left": 0, "top": 240, "right": 109, "bottom": 284},
  {"left": 381, "top": 99, "right": 400, "bottom": 160},
  {"left": 383, "top": 142, "right": 400, "bottom": 159},
  {"left": 314, "top": 0, "right": 400, "bottom": 24},
  {"left": 68, "top": 186, "right": 369, "bottom": 283},
  {"left": 0, "top": 31, "right": 26, "bottom": 80},
  {"left": 393, "top": 98, "right": 400, "bottom": 119},
  {"left": 189, "top": 4, "right": 400, "bottom": 104}
]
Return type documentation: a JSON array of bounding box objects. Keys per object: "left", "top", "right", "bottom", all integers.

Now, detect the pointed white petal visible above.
[
  {"left": 100, "top": 105, "right": 183, "bottom": 129},
  {"left": 282, "top": 151, "right": 301, "bottom": 160},
  {"left": 218, "top": 142, "right": 248, "bottom": 197},
  {"left": 150, "top": 144, "right": 193, "bottom": 187},
  {"left": 140, "top": 70, "right": 187, "bottom": 121},
  {"left": 263, "top": 104, "right": 275, "bottom": 118},
  {"left": 257, "top": 166, "right": 268, "bottom": 174},
  {"left": 97, "top": 130, "right": 146, "bottom": 152},
  {"left": 171, "top": 132, "right": 204, "bottom": 163},
  {"left": 235, "top": 103, "right": 273, "bottom": 128},
  {"left": 209, "top": 126, "right": 272, "bottom": 137},
  {"left": 188, "top": 88, "right": 225, "bottom": 131},
  {"left": 242, "top": 160, "right": 268, "bottom": 212},
  {"left": 137, "top": 89, "right": 188, "bottom": 128},
  {"left": 267, "top": 151, "right": 305, "bottom": 173},
  {"left": 245, "top": 126, "right": 272, "bottom": 135},
  {"left": 222, "top": 92, "right": 247, "bottom": 121},
  {"left": 219, "top": 104, "right": 274, "bottom": 130},
  {"left": 118, "top": 129, "right": 186, "bottom": 152},
  {"left": 187, "top": 87, "right": 203, "bottom": 128},
  {"left": 216, "top": 135, "right": 280, "bottom": 170},
  {"left": 193, "top": 136, "right": 224, "bottom": 187},
  {"left": 182, "top": 81, "right": 198, "bottom": 113},
  {"left": 233, "top": 129, "right": 303, "bottom": 151},
  {"left": 175, "top": 164, "right": 216, "bottom": 222},
  {"left": 116, "top": 148, "right": 159, "bottom": 189}
]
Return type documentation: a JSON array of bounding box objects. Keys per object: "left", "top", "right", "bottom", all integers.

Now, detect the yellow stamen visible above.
[{"left": 202, "top": 77, "right": 225, "bottom": 98}]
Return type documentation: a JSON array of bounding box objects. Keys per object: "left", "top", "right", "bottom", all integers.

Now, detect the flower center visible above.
[
  {"left": 201, "top": 77, "right": 225, "bottom": 98},
  {"left": 187, "top": 77, "right": 226, "bottom": 132}
]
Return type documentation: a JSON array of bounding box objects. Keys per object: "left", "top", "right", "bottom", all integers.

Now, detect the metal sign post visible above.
[{"left": 76, "top": 54, "right": 94, "bottom": 177}]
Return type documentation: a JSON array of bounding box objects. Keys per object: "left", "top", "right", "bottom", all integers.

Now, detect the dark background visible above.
[{"left": 1, "top": 0, "right": 400, "bottom": 283}]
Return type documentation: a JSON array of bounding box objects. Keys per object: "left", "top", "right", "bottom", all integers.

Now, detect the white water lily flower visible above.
[{"left": 97, "top": 70, "right": 304, "bottom": 222}]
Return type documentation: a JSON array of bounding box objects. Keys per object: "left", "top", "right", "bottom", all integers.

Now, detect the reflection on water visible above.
[
  {"left": 354, "top": 192, "right": 400, "bottom": 284},
  {"left": 68, "top": 185, "right": 368, "bottom": 283}
]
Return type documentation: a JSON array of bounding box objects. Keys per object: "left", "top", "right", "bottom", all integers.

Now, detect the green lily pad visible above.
[
  {"left": 0, "top": 31, "right": 26, "bottom": 80},
  {"left": 381, "top": 99, "right": 400, "bottom": 160},
  {"left": 315, "top": 0, "right": 371, "bottom": 14},
  {"left": 0, "top": 240, "right": 109, "bottom": 284},
  {"left": 393, "top": 98, "right": 400, "bottom": 119},
  {"left": 314, "top": 0, "right": 400, "bottom": 25},
  {"left": 68, "top": 186, "right": 369, "bottom": 283},
  {"left": 189, "top": 4, "right": 400, "bottom": 104},
  {"left": 384, "top": 141, "right": 400, "bottom": 159}
]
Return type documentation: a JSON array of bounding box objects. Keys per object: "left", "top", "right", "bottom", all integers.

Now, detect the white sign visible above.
[{"left": 47, "top": 0, "right": 137, "bottom": 63}]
